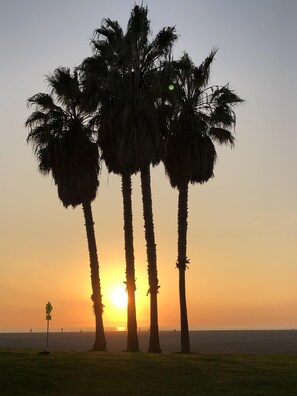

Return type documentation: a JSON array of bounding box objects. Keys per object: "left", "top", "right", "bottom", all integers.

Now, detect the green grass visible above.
[{"left": 0, "top": 350, "right": 296, "bottom": 395}]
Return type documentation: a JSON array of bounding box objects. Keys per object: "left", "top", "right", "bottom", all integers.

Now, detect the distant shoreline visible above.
[{"left": 1, "top": 326, "right": 296, "bottom": 334}]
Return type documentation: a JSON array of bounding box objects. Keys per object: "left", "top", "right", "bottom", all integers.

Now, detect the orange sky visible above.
[{"left": 0, "top": 0, "right": 296, "bottom": 331}]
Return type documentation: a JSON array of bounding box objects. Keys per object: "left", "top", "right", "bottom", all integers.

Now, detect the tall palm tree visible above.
[
  {"left": 163, "top": 51, "right": 243, "bottom": 353},
  {"left": 25, "top": 67, "right": 107, "bottom": 351},
  {"left": 82, "top": 5, "right": 177, "bottom": 352}
]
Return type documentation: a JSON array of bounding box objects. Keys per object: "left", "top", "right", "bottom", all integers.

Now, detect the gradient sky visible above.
[{"left": 0, "top": 0, "right": 296, "bottom": 331}]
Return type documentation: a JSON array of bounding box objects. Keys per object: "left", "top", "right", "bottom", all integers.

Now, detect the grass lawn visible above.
[{"left": 0, "top": 349, "right": 296, "bottom": 395}]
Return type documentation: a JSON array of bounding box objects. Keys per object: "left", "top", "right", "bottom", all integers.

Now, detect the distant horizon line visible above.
[{"left": 1, "top": 326, "right": 297, "bottom": 333}]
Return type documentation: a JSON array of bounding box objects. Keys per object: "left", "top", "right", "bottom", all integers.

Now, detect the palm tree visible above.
[
  {"left": 82, "top": 5, "right": 177, "bottom": 352},
  {"left": 25, "top": 67, "right": 107, "bottom": 351},
  {"left": 163, "top": 51, "right": 243, "bottom": 353}
]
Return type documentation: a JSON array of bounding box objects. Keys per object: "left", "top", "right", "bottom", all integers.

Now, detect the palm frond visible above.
[
  {"left": 213, "top": 84, "right": 244, "bottom": 106},
  {"left": 211, "top": 104, "right": 236, "bottom": 127},
  {"left": 194, "top": 48, "right": 217, "bottom": 89},
  {"left": 24, "top": 110, "right": 47, "bottom": 128},
  {"left": 27, "top": 93, "right": 55, "bottom": 110},
  {"left": 26, "top": 125, "right": 50, "bottom": 146},
  {"left": 208, "top": 127, "right": 235, "bottom": 146},
  {"left": 126, "top": 4, "right": 150, "bottom": 46},
  {"left": 37, "top": 145, "right": 53, "bottom": 175},
  {"left": 175, "top": 52, "right": 193, "bottom": 73},
  {"left": 94, "top": 19, "right": 123, "bottom": 44},
  {"left": 46, "top": 67, "right": 80, "bottom": 107},
  {"left": 142, "top": 27, "right": 177, "bottom": 71}
]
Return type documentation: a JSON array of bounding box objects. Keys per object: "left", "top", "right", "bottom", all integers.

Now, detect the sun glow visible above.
[
  {"left": 116, "top": 326, "right": 126, "bottom": 332},
  {"left": 110, "top": 286, "right": 127, "bottom": 309}
]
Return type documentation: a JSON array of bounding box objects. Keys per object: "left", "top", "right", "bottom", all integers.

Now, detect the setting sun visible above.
[{"left": 110, "top": 286, "right": 128, "bottom": 309}]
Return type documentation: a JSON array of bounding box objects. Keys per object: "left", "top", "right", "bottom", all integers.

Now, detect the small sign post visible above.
[{"left": 45, "top": 301, "right": 53, "bottom": 352}]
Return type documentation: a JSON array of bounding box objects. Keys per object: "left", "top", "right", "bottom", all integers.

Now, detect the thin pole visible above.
[{"left": 46, "top": 319, "right": 49, "bottom": 351}]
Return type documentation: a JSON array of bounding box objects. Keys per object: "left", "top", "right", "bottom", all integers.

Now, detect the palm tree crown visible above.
[
  {"left": 82, "top": 5, "right": 177, "bottom": 174},
  {"left": 164, "top": 50, "right": 243, "bottom": 188},
  {"left": 26, "top": 67, "right": 100, "bottom": 207}
]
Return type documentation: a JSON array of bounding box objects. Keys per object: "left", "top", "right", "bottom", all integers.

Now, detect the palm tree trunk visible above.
[
  {"left": 140, "top": 165, "right": 161, "bottom": 353},
  {"left": 82, "top": 200, "right": 106, "bottom": 351},
  {"left": 121, "top": 172, "right": 139, "bottom": 352},
  {"left": 177, "top": 182, "right": 190, "bottom": 353}
]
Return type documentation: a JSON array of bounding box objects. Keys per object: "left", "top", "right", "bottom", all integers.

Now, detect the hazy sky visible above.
[{"left": 0, "top": 0, "right": 296, "bottom": 331}]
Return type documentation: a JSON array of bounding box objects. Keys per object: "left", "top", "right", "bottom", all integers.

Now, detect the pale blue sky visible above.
[{"left": 0, "top": 1, "right": 296, "bottom": 330}]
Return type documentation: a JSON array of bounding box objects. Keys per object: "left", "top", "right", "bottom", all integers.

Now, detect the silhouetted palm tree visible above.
[
  {"left": 163, "top": 51, "right": 243, "bottom": 353},
  {"left": 25, "top": 67, "right": 106, "bottom": 351},
  {"left": 82, "top": 5, "right": 177, "bottom": 352}
]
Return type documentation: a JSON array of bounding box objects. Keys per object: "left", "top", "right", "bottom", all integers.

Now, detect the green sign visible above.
[{"left": 45, "top": 302, "right": 53, "bottom": 314}]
